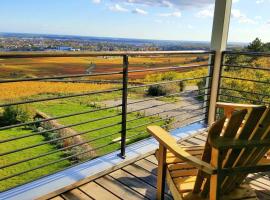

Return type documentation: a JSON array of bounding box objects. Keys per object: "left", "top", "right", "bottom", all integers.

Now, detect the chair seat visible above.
[{"left": 155, "top": 146, "right": 259, "bottom": 200}]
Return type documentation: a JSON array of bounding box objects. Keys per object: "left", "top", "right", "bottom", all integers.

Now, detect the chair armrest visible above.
[{"left": 147, "top": 125, "right": 216, "bottom": 175}]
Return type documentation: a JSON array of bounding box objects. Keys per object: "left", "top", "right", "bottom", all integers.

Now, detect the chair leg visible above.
[
  {"left": 157, "top": 144, "right": 167, "bottom": 200},
  {"left": 210, "top": 174, "right": 221, "bottom": 200},
  {"left": 209, "top": 147, "right": 223, "bottom": 200}
]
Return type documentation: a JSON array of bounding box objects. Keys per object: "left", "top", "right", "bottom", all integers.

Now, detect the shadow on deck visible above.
[{"left": 39, "top": 129, "right": 270, "bottom": 200}]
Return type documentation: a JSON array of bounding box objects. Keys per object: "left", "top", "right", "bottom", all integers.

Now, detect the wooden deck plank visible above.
[
  {"left": 79, "top": 182, "right": 120, "bottom": 200},
  {"left": 61, "top": 189, "right": 93, "bottom": 200},
  {"left": 109, "top": 169, "right": 158, "bottom": 200},
  {"left": 123, "top": 164, "right": 157, "bottom": 187},
  {"left": 144, "top": 155, "right": 158, "bottom": 165},
  {"left": 179, "top": 141, "right": 194, "bottom": 146},
  {"left": 50, "top": 196, "right": 65, "bottom": 200},
  {"left": 39, "top": 128, "right": 270, "bottom": 200},
  {"left": 134, "top": 159, "right": 157, "bottom": 175},
  {"left": 185, "top": 137, "right": 204, "bottom": 145},
  {"left": 194, "top": 134, "right": 207, "bottom": 141},
  {"left": 95, "top": 175, "right": 147, "bottom": 200},
  {"left": 123, "top": 163, "right": 172, "bottom": 198}
]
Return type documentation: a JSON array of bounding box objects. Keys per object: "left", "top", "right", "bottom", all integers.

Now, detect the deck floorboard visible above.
[{"left": 47, "top": 132, "right": 270, "bottom": 200}]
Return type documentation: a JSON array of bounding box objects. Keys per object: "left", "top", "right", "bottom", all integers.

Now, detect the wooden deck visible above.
[{"left": 41, "top": 131, "right": 270, "bottom": 200}]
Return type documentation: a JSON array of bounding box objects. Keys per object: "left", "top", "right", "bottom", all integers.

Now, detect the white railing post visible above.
[{"left": 207, "top": 0, "right": 232, "bottom": 124}]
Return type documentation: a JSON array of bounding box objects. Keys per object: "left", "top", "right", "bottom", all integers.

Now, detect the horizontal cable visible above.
[
  {"left": 2, "top": 104, "right": 207, "bottom": 156},
  {"left": 220, "top": 87, "right": 270, "bottom": 99},
  {"left": 0, "top": 92, "right": 207, "bottom": 139},
  {"left": 0, "top": 88, "right": 122, "bottom": 107},
  {"left": 218, "top": 94, "right": 270, "bottom": 105},
  {"left": 0, "top": 50, "right": 215, "bottom": 59},
  {"left": 127, "top": 87, "right": 210, "bottom": 106},
  {"left": 128, "top": 64, "right": 211, "bottom": 74},
  {"left": 0, "top": 138, "right": 122, "bottom": 182},
  {"left": 1, "top": 130, "right": 122, "bottom": 170},
  {"left": 167, "top": 114, "right": 206, "bottom": 128},
  {"left": 126, "top": 114, "right": 207, "bottom": 141},
  {"left": 0, "top": 71, "right": 123, "bottom": 83},
  {"left": 221, "top": 76, "right": 270, "bottom": 85},
  {"left": 224, "top": 51, "right": 270, "bottom": 57},
  {"left": 128, "top": 76, "right": 210, "bottom": 89},
  {"left": 167, "top": 118, "right": 207, "bottom": 132},
  {"left": 126, "top": 107, "right": 207, "bottom": 132},
  {"left": 127, "top": 93, "right": 208, "bottom": 115},
  {"left": 0, "top": 121, "right": 122, "bottom": 157},
  {"left": 1, "top": 112, "right": 122, "bottom": 143},
  {"left": 221, "top": 64, "right": 270, "bottom": 72},
  {"left": 0, "top": 104, "right": 122, "bottom": 131},
  {"left": 127, "top": 100, "right": 206, "bottom": 123},
  {"left": 125, "top": 130, "right": 149, "bottom": 141}
]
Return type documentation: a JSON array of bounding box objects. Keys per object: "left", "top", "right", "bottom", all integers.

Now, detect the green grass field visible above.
[
  {"left": 35, "top": 99, "right": 164, "bottom": 156},
  {"left": 0, "top": 127, "right": 70, "bottom": 191},
  {"left": 0, "top": 97, "right": 165, "bottom": 191}
]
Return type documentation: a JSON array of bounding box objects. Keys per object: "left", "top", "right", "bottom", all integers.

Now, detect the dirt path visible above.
[
  {"left": 102, "top": 90, "right": 205, "bottom": 129},
  {"left": 36, "top": 110, "right": 96, "bottom": 159}
]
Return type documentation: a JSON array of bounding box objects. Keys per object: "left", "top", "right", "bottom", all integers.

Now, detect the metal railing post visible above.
[
  {"left": 204, "top": 53, "right": 215, "bottom": 124},
  {"left": 120, "top": 54, "right": 129, "bottom": 158}
]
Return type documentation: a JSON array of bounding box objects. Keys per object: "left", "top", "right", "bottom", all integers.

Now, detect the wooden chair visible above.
[{"left": 147, "top": 102, "right": 270, "bottom": 200}]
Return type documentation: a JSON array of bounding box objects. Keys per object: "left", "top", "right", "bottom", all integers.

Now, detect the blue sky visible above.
[{"left": 1, "top": 0, "right": 269, "bottom": 43}]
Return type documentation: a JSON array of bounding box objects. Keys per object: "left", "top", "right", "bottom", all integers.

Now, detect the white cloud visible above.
[
  {"left": 196, "top": 6, "right": 256, "bottom": 25},
  {"left": 161, "top": 0, "right": 174, "bottom": 8},
  {"left": 233, "top": 0, "right": 240, "bottom": 3},
  {"left": 132, "top": 8, "right": 148, "bottom": 15},
  {"left": 92, "top": 0, "right": 101, "bottom": 4},
  {"left": 267, "top": 20, "right": 270, "bottom": 25},
  {"left": 196, "top": 4, "right": 214, "bottom": 18},
  {"left": 158, "top": 11, "right": 181, "bottom": 17},
  {"left": 115, "top": 0, "right": 214, "bottom": 9},
  {"left": 256, "top": 0, "right": 264, "bottom": 4},
  {"left": 255, "top": 16, "right": 262, "bottom": 20},
  {"left": 231, "top": 9, "right": 256, "bottom": 24},
  {"left": 155, "top": 19, "right": 163, "bottom": 23},
  {"left": 109, "top": 4, "right": 129, "bottom": 12}
]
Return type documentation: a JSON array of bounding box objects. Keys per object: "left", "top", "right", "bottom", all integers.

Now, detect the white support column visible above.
[{"left": 207, "top": 0, "right": 232, "bottom": 124}]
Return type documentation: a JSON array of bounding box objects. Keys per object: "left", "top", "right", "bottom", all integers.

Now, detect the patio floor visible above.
[{"left": 39, "top": 131, "right": 270, "bottom": 200}]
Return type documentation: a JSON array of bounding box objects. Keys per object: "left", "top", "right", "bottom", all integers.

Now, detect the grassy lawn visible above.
[
  {"left": 35, "top": 99, "right": 165, "bottom": 156},
  {"left": 0, "top": 127, "right": 70, "bottom": 192}
]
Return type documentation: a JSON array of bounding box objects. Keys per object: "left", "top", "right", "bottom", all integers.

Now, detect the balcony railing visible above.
[
  {"left": 1, "top": 50, "right": 269, "bottom": 194},
  {"left": 0, "top": 50, "right": 214, "bottom": 192},
  {"left": 218, "top": 51, "right": 270, "bottom": 107}
]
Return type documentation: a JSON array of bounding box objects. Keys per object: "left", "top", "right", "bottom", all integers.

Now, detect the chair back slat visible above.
[
  {"left": 193, "top": 117, "right": 226, "bottom": 194},
  {"left": 196, "top": 110, "right": 248, "bottom": 196},
  {"left": 223, "top": 108, "right": 270, "bottom": 193},
  {"left": 220, "top": 106, "right": 266, "bottom": 192}
]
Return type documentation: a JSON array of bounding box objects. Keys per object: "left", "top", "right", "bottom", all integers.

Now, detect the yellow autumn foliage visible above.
[{"left": 0, "top": 82, "right": 116, "bottom": 101}]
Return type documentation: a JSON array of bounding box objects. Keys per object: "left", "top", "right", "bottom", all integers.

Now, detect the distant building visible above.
[
  {"left": 57, "top": 46, "right": 80, "bottom": 51},
  {"left": 57, "top": 46, "right": 73, "bottom": 51}
]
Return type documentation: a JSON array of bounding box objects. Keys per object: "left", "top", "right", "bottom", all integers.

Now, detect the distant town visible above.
[{"left": 0, "top": 33, "right": 245, "bottom": 52}]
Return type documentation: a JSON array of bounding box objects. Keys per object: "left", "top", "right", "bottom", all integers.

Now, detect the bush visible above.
[
  {"left": 196, "top": 78, "right": 207, "bottom": 101},
  {"left": 161, "top": 72, "right": 178, "bottom": 81},
  {"left": 147, "top": 84, "right": 179, "bottom": 96},
  {"left": 2, "top": 105, "right": 36, "bottom": 125},
  {"left": 197, "top": 78, "right": 207, "bottom": 91},
  {"left": 179, "top": 81, "right": 186, "bottom": 92}
]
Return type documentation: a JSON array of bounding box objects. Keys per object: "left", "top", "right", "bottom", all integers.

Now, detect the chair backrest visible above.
[{"left": 194, "top": 105, "right": 269, "bottom": 197}]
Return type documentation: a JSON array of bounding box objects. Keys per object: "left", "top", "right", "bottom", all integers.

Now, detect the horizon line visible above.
[{"left": 0, "top": 32, "right": 248, "bottom": 45}]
